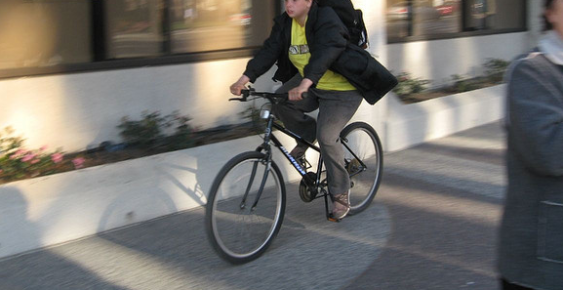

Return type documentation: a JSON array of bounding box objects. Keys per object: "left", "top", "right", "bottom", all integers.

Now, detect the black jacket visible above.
[{"left": 244, "top": 4, "right": 397, "bottom": 105}]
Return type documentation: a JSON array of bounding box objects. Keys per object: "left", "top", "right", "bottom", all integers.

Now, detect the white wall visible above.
[
  {"left": 0, "top": 59, "right": 278, "bottom": 152},
  {"left": 351, "top": 0, "right": 389, "bottom": 139},
  {"left": 0, "top": 0, "right": 541, "bottom": 154},
  {"left": 527, "top": 0, "right": 545, "bottom": 48},
  {"left": 386, "top": 0, "right": 545, "bottom": 87},
  {"left": 0, "top": 0, "right": 388, "bottom": 154},
  {"left": 387, "top": 32, "right": 530, "bottom": 88}
]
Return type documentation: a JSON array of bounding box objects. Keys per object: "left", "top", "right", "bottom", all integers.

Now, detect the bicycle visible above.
[{"left": 205, "top": 88, "right": 383, "bottom": 264}]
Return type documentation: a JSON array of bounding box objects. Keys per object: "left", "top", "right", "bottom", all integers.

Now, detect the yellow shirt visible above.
[{"left": 288, "top": 18, "right": 355, "bottom": 91}]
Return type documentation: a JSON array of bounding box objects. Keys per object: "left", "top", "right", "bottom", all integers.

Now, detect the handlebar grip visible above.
[{"left": 241, "top": 89, "right": 251, "bottom": 98}]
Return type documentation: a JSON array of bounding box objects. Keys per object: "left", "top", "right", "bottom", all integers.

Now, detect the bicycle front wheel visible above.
[
  {"left": 340, "top": 122, "right": 383, "bottom": 215},
  {"left": 205, "top": 151, "right": 286, "bottom": 264}
]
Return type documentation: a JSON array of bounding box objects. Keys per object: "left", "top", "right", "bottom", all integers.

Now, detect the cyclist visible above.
[{"left": 230, "top": 0, "right": 363, "bottom": 220}]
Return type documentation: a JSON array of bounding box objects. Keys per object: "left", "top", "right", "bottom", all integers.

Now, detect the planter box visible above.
[
  {"left": 384, "top": 84, "right": 506, "bottom": 152},
  {"left": 0, "top": 133, "right": 306, "bottom": 260}
]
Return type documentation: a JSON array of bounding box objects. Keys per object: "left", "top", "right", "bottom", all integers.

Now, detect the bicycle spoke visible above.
[{"left": 341, "top": 122, "right": 383, "bottom": 214}]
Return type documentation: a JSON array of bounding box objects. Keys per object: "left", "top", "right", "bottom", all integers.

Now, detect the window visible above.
[
  {"left": 105, "top": 0, "right": 165, "bottom": 59},
  {"left": 0, "top": 0, "right": 277, "bottom": 78},
  {"left": 463, "top": 0, "right": 526, "bottom": 31},
  {"left": 0, "top": 0, "right": 91, "bottom": 70},
  {"left": 104, "top": 0, "right": 276, "bottom": 58},
  {"left": 387, "top": 0, "right": 527, "bottom": 43},
  {"left": 170, "top": 0, "right": 272, "bottom": 54}
]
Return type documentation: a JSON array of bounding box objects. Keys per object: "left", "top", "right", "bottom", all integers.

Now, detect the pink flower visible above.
[
  {"left": 10, "top": 149, "right": 26, "bottom": 160},
  {"left": 39, "top": 145, "right": 48, "bottom": 152},
  {"left": 51, "top": 153, "right": 64, "bottom": 163},
  {"left": 30, "top": 159, "right": 40, "bottom": 164},
  {"left": 72, "top": 157, "right": 85, "bottom": 169},
  {"left": 21, "top": 153, "right": 36, "bottom": 162}
]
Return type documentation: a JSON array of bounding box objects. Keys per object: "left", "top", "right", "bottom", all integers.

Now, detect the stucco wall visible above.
[
  {"left": 0, "top": 0, "right": 389, "bottom": 153},
  {"left": 0, "top": 0, "right": 541, "bottom": 153},
  {"left": 387, "top": 32, "right": 530, "bottom": 88},
  {"left": 0, "top": 59, "right": 281, "bottom": 152},
  {"left": 386, "top": 0, "right": 542, "bottom": 88}
]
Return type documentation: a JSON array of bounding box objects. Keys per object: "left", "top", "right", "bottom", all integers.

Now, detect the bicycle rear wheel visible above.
[
  {"left": 340, "top": 122, "right": 383, "bottom": 215},
  {"left": 205, "top": 151, "right": 286, "bottom": 264}
]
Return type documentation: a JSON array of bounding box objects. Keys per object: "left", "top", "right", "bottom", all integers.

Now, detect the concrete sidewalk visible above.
[{"left": 0, "top": 121, "right": 506, "bottom": 290}]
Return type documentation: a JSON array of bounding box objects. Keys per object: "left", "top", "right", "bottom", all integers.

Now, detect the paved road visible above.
[{"left": 0, "top": 122, "right": 506, "bottom": 290}]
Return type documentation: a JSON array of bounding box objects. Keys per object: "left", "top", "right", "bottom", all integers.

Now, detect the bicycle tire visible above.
[
  {"left": 340, "top": 122, "right": 383, "bottom": 215},
  {"left": 205, "top": 151, "right": 286, "bottom": 264}
]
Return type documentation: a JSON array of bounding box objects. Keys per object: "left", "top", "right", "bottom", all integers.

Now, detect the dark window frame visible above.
[
  {"left": 0, "top": 0, "right": 281, "bottom": 80},
  {"left": 387, "top": 0, "right": 528, "bottom": 44}
]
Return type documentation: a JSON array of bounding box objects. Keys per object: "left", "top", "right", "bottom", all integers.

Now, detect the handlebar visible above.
[{"left": 229, "top": 87, "right": 309, "bottom": 103}]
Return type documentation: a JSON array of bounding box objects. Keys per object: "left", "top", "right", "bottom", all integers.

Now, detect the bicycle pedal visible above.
[
  {"left": 327, "top": 213, "right": 340, "bottom": 223},
  {"left": 297, "top": 157, "right": 311, "bottom": 169}
]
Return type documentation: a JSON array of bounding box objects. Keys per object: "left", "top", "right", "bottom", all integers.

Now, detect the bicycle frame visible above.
[
  {"left": 253, "top": 107, "right": 341, "bottom": 220},
  {"left": 206, "top": 89, "right": 383, "bottom": 264},
  {"left": 233, "top": 88, "right": 372, "bottom": 221}
]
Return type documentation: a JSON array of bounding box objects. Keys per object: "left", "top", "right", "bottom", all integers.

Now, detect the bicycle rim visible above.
[
  {"left": 341, "top": 122, "right": 383, "bottom": 214},
  {"left": 206, "top": 152, "right": 286, "bottom": 264}
]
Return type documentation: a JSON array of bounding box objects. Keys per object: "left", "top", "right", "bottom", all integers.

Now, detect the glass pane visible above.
[
  {"left": 386, "top": 0, "right": 412, "bottom": 38},
  {"left": 106, "top": 0, "right": 164, "bottom": 59},
  {"left": 387, "top": 0, "right": 525, "bottom": 41},
  {"left": 170, "top": 0, "right": 275, "bottom": 53},
  {"left": 464, "top": 0, "right": 525, "bottom": 31},
  {"left": 0, "top": 0, "right": 91, "bottom": 70},
  {"left": 412, "top": 0, "right": 461, "bottom": 36},
  {"left": 387, "top": 0, "right": 462, "bottom": 39}
]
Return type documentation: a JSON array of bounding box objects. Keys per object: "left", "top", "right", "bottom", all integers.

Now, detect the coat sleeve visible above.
[
  {"left": 243, "top": 15, "right": 287, "bottom": 83},
  {"left": 303, "top": 8, "right": 348, "bottom": 84},
  {"left": 507, "top": 58, "right": 563, "bottom": 177}
]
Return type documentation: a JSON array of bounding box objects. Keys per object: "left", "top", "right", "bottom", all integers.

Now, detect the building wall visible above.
[
  {"left": 0, "top": 58, "right": 268, "bottom": 152},
  {"left": 0, "top": 0, "right": 542, "bottom": 153},
  {"left": 387, "top": 32, "right": 530, "bottom": 87},
  {"left": 387, "top": 0, "right": 542, "bottom": 86}
]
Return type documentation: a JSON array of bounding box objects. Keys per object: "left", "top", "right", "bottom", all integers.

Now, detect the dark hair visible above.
[{"left": 544, "top": 0, "right": 556, "bottom": 31}]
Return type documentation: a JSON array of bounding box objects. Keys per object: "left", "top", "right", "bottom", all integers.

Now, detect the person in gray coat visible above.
[{"left": 498, "top": 0, "right": 563, "bottom": 289}]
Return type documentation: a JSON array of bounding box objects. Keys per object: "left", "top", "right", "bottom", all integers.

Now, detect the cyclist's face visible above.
[
  {"left": 285, "top": 0, "right": 312, "bottom": 20},
  {"left": 546, "top": 0, "right": 563, "bottom": 37}
]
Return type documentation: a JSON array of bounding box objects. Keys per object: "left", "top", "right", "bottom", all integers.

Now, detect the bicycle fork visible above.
[
  {"left": 239, "top": 158, "right": 271, "bottom": 211},
  {"left": 240, "top": 116, "right": 278, "bottom": 211}
]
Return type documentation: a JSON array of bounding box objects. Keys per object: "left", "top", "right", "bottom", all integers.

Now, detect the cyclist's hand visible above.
[
  {"left": 230, "top": 75, "right": 250, "bottom": 96},
  {"left": 288, "top": 78, "right": 313, "bottom": 101}
]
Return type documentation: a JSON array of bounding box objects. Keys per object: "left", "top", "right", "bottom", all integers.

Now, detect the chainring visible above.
[{"left": 299, "top": 172, "right": 318, "bottom": 203}]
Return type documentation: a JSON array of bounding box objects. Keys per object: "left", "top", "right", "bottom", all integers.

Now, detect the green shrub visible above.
[
  {"left": 449, "top": 74, "right": 480, "bottom": 93},
  {"left": 117, "top": 111, "right": 194, "bottom": 149},
  {"left": 392, "top": 72, "right": 432, "bottom": 98},
  {"left": 239, "top": 103, "right": 266, "bottom": 133},
  {"left": 483, "top": 58, "right": 510, "bottom": 83}
]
